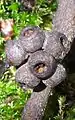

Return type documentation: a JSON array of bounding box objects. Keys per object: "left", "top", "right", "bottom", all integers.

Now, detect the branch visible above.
[
  {"left": 22, "top": 86, "right": 51, "bottom": 120},
  {"left": 22, "top": 64, "right": 66, "bottom": 120}
]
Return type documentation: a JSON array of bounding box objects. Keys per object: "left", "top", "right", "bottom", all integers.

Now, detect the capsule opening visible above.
[
  {"left": 34, "top": 63, "right": 47, "bottom": 74},
  {"left": 24, "top": 29, "right": 34, "bottom": 37}
]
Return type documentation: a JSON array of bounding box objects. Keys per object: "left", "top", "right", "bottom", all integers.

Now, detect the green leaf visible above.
[{"left": 9, "top": 3, "right": 19, "bottom": 11}]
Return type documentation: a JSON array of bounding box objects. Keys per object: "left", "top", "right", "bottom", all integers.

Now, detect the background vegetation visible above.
[{"left": 0, "top": 0, "right": 75, "bottom": 120}]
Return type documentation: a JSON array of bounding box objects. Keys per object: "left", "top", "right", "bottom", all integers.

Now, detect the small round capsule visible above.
[
  {"left": 43, "top": 31, "right": 67, "bottom": 60},
  {"left": 5, "top": 40, "right": 27, "bottom": 66},
  {"left": 42, "top": 64, "right": 66, "bottom": 88},
  {"left": 28, "top": 51, "right": 57, "bottom": 80},
  {"left": 15, "top": 63, "right": 41, "bottom": 89},
  {"left": 19, "top": 26, "right": 45, "bottom": 52}
]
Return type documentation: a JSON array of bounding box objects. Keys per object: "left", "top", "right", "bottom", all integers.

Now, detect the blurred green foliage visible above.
[
  {"left": 0, "top": 0, "right": 75, "bottom": 120},
  {"left": 0, "top": 66, "right": 31, "bottom": 120}
]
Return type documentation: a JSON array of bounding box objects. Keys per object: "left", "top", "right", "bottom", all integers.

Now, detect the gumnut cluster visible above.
[{"left": 5, "top": 26, "right": 67, "bottom": 91}]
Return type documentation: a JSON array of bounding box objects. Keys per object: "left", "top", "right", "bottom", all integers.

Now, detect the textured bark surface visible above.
[
  {"left": 53, "top": 0, "right": 75, "bottom": 53},
  {"left": 22, "top": 86, "right": 51, "bottom": 120}
]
